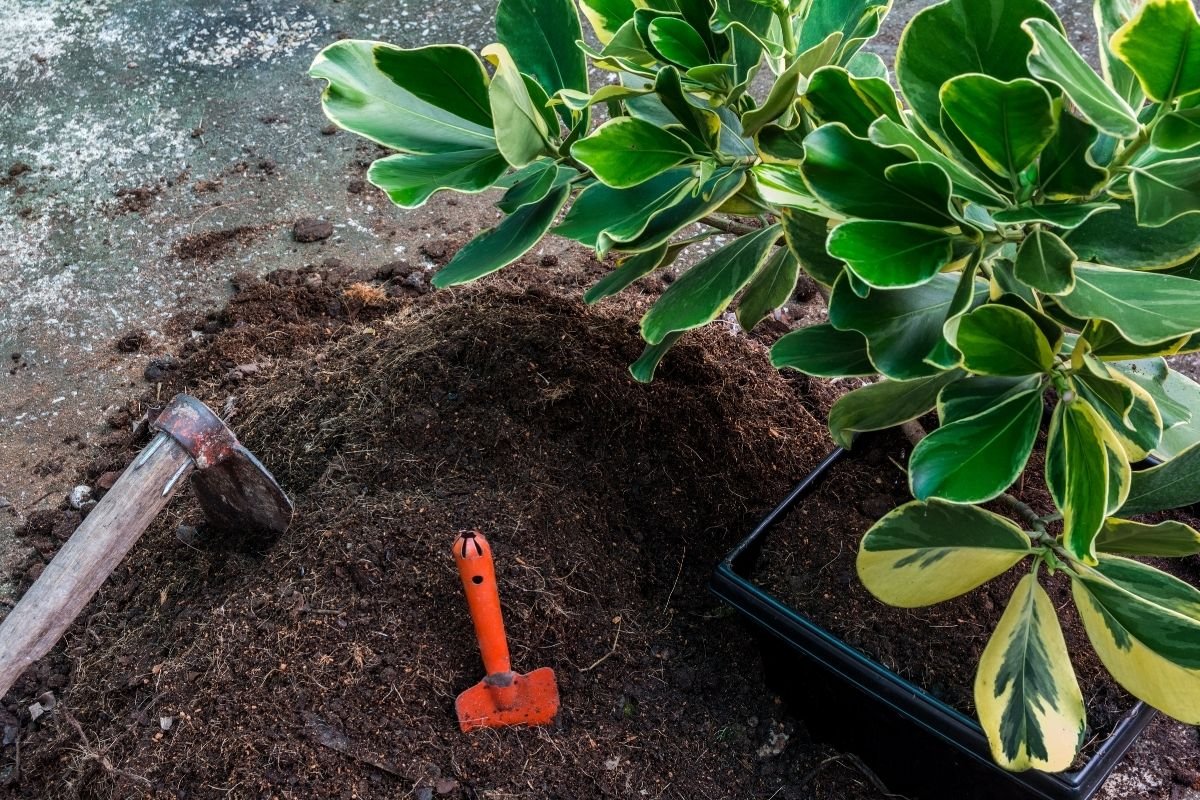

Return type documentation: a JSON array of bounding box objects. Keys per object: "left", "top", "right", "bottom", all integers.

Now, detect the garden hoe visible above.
[
  {"left": 452, "top": 530, "right": 559, "bottom": 732},
  {"left": 0, "top": 394, "right": 292, "bottom": 698}
]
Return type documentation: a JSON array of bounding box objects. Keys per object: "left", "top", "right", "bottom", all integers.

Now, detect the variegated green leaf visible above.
[
  {"left": 827, "top": 221, "right": 956, "bottom": 289},
  {"left": 584, "top": 244, "right": 670, "bottom": 305},
  {"left": 310, "top": 41, "right": 495, "bottom": 153},
  {"left": 737, "top": 247, "right": 800, "bottom": 331},
  {"left": 956, "top": 305, "right": 1055, "bottom": 377},
  {"left": 857, "top": 500, "right": 1032, "bottom": 607},
  {"left": 1096, "top": 518, "right": 1200, "bottom": 557},
  {"left": 570, "top": 117, "right": 694, "bottom": 188},
  {"left": 555, "top": 168, "right": 695, "bottom": 253},
  {"left": 937, "top": 376, "right": 1041, "bottom": 424},
  {"left": 577, "top": 0, "right": 636, "bottom": 44},
  {"left": 1015, "top": 229, "right": 1076, "bottom": 295},
  {"left": 771, "top": 324, "right": 875, "bottom": 378},
  {"left": 1023, "top": 18, "right": 1140, "bottom": 138},
  {"left": 1110, "top": 0, "right": 1200, "bottom": 103},
  {"left": 828, "top": 371, "right": 962, "bottom": 449},
  {"left": 910, "top": 387, "right": 1044, "bottom": 503},
  {"left": 868, "top": 117, "right": 1007, "bottom": 207},
  {"left": 367, "top": 149, "right": 509, "bottom": 208},
  {"left": 1128, "top": 157, "right": 1200, "bottom": 228},
  {"left": 940, "top": 75, "right": 1058, "bottom": 179},
  {"left": 482, "top": 43, "right": 553, "bottom": 167},
  {"left": 976, "top": 573, "right": 1086, "bottom": 772},
  {"left": 629, "top": 331, "right": 684, "bottom": 383},
  {"left": 1048, "top": 397, "right": 1110, "bottom": 564},
  {"left": 1071, "top": 556, "right": 1200, "bottom": 723},
  {"left": 1066, "top": 202, "right": 1200, "bottom": 269},
  {"left": 641, "top": 225, "right": 782, "bottom": 344},
  {"left": 1074, "top": 368, "right": 1163, "bottom": 462},
  {"left": 1057, "top": 265, "right": 1200, "bottom": 345},
  {"left": 1120, "top": 441, "right": 1200, "bottom": 515}
]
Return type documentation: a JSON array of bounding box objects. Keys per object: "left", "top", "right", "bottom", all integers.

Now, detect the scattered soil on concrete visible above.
[
  {"left": 171, "top": 225, "right": 268, "bottom": 262},
  {"left": 0, "top": 259, "right": 889, "bottom": 800},
  {"left": 755, "top": 435, "right": 1200, "bottom": 770},
  {"left": 113, "top": 185, "right": 162, "bottom": 215}
]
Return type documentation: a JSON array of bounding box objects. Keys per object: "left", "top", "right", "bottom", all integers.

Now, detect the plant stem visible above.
[
  {"left": 776, "top": 4, "right": 798, "bottom": 64},
  {"left": 700, "top": 214, "right": 761, "bottom": 236}
]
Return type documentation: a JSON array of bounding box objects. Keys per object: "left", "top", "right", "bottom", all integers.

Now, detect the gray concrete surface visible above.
[{"left": 0, "top": 1, "right": 1196, "bottom": 795}]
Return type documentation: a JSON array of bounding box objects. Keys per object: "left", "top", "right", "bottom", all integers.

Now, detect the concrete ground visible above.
[{"left": 0, "top": 1, "right": 1196, "bottom": 796}]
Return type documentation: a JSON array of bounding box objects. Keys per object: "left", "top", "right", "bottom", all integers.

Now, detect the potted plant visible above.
[{"left": 309, "top": 0, "right": 1200, "bottom": 790}]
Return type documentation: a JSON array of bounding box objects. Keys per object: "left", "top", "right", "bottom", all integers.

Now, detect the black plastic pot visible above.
[{"left": 710, "top": 448, "right": 1157, "bottom": 800}]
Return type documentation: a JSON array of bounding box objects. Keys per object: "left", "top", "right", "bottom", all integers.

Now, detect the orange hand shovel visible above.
[{"left": 452, "top": 530, "right": 559, "bottom": 732}]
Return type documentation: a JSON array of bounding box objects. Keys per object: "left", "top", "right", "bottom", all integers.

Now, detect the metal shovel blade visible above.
[{"left": 455, "top": 667, "right": 559, "bottom": 732}]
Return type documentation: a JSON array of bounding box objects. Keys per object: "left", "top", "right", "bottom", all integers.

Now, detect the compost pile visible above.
[{"left": 0, "top": 260, "right": 887, "bottom": 799}]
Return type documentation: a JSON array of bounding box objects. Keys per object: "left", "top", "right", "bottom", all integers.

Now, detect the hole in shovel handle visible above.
[{"left": 472, "top": 575, "right": 483, "bottom": 585}]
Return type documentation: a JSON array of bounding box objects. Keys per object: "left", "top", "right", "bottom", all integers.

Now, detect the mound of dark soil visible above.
[{"left": 0, "top": 262, "right": 886, "bottom": 800}]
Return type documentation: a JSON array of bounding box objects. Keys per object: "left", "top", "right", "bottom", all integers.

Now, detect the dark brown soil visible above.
[
  {"left": 172, "top": 226, "right": 267, "bottom": 262},
  {"left": 754, "top": 434, "right": 1200, "bottom": 768},
  {"left": 0, "top": 260, "right": 892, "bottom": 800}
]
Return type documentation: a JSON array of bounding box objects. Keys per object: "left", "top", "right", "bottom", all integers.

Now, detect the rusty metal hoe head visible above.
[{"left": 153, "top": 394, "right": 293, "bottom": 538}]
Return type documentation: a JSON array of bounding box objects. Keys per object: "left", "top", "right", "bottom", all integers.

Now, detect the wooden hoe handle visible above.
[{"left": 0, "top": 433, "right": 194, "bottom": 698}]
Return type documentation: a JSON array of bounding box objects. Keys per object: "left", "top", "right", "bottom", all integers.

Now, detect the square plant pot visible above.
[{"left": 710, "top": 448, "right": 1157, "bottom": 800}]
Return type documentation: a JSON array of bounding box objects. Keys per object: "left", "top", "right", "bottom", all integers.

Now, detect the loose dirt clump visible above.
[
  {"left": 0, "top": 261, "right": 892, "bottom": 800},
  {"left": 172, "top": 226, "right": 266, "bottom": 262}
]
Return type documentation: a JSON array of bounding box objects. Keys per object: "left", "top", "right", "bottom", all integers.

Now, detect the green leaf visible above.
[
  {"left": 498, "top": 0, "right": 587, "bottom": 101},
  {"left": 1129, "top": 157, "right": 1200, "bottom": 227},
  {"left": 1071, "top": 556, "right": 1200, "bottom": 723},
  {"left": 802, "top": 66, "right": 902, "bottom": 138},
  {"left": 910, "top": 387, "right": 1044, "bottom": 503},
  {"left": 956, "top": 305, "right": 1055, "bottom": 377},
  {"left": 868, "top": 117, "right": 1007, "bottom": 207},
  {"left": 432, "top": 183, "right": 569, "bottom": 287},
  {"left": 1066, "top": 202, "right": 1200, "bottom": 268},
  {"left": 802, "top": 124, "right": 955, "bottom": 226},
  {"left": 366, "top": 149, "right": 509, "bottom": 208},
  {"left": 621, "top": 168, "right": 748, "bottom": 253},
  {"left": 1015, "top": 229, "right": 1076, "bottom": 295},
  {"left": 830, "top": 272, "right": 987, "bottom": 381},
  {"left": 310, "top": 41, "right": 495, "bottom": 153},
  {"left": 1096, "top": 518, "right": 1200, "bottom": 556},
  {"left": 798, "top": 0, "right": 889, "bottom": 57},
  {"left": 938, "top": 376, "right": 1041, "bottom": 424},
  {"left": 827, "top": 221, "right": 955, "bottom": 289},
  {"left": 482, "top": 43, "right": 553, "bottom": 167},
  {"left": 496, "top": 161, "right": 559, "bottom": 213},
  {"left": 1057, "top": 265, "right": 1200, "bottom": 345},
  {"left": 1047, "top": 398, "right": 1110, "bottom": 564},
  {"left": 1153, "top": 107, "right": 1200, "bottom": 152},
  {"left": 896, "top": 0, "right": 1062, "bottom": 138},
  {"left": 640, "top": 225, "right": 781, "bottom": 344},
  {"left": 779, "top": 208, "right": 844, "bottom": 286},
  {"left": 736, "top": 247, "right": 799, "bottom": 330},
  {"left": 770, "top": 324, "right": 874, "bottom": 378},
  {"left": 629, "top": 331, "right": 684, "bottom": 383},
  {"left": 648, "top": 17, "right": 710, "bottom": 68},
  {"left": 652, "top": 67, "right": 722, "bottom": 149},
  {"left": 1094, "top": 0, "right": 1146, "bottom": 110},
  {"left": 570, "top": 117, "right": 694, "bottom": 188},
  {"left": 753, "top": 164, "right": 825, "bottom": 214},
  {"left": 1075, "top": 369, "right": 1162, "bottom": 461},
  {"left": 828, "top": 371, "right": 963, "bottom": 448},
  {"left": 1111, "top": 0, "right": 1200, "bottom": 103},
  {"left": 741, "top": 61, "right": 803, "bottom": 138},
  {"left": 577, "top": 0, "right": 637, "bottom": 44},
  {"left": 555, "top": 168, "right": 694, "bottom": 252},
  {"left": 857, "top": 500, "right": 1032, "bottom": 607},
  {"left": 976, "top": 573, "right": 1086, "bottom": 773},
  {"left": 1120, "top": 442, "right": 1200, "bottom": 515},
  {"left": 992, "top": 203, "right": 1118, "bottom": 230},
  {"left": 940, "top": 75, "right": 1058, "bottom": 179},
  {"left": 1023, "top": 19, "right": 1140, "bottom": 138},
  {"left": 584, "top": 244, "right": 669, "bottom": 305},
  {"left": 1113, "top": 358, "right": 1195, "bottom": 437},
  {"left": 1039, "top": 110, "right": 1109, "bottom": 200}
]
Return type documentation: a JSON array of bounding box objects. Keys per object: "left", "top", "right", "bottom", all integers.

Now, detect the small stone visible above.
[
  {"left": 414, "top": 788, "right": 433, "bottom": 800},
  {"left": 37, "top": 692, "right": 55, "bottom": 711},
  {"left": 159, "top": 716, "right": 175, "bottom": 731},
  {"left": 434, "top": 779, "right": 458, "bottom": 795},
  {"left": 237, "top": 362, "right": 259, "bottom": 375},
  {"left": 320, "top": 124, "right": 338, "bottom": 136},
  {"left": 143, "top": 356, "right": 178, "bottom": 383},
  {"left": 304, "top": 272, "right": 324, "bottom": 288},
  {"left": 67, "top": 485, "right": 92, "bottom": 510},
  {"left": 27, "top": 703, "right": 43, "bottom": 722},
  {"left": 225, "top": 368, "right": 244, "bottom": 384},
  {"left": 347, "top": 179, "right": 365, "bottom": 194},
  {"left": 96, "top": 472, "right": 122, "bottom": 491},
  {"left": 293, "top": 218, "right": 333, "bottom": 243}
]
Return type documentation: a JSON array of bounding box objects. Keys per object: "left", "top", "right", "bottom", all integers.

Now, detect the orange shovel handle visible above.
[{"left": 453, "top": 531, "right": 512, "bottom": 677}]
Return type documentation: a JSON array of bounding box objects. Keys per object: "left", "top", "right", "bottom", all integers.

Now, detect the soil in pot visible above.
[
  {"left": 752, "top": 433, "right": 1200, "bottom": 771},
  {"left": 0, "top": 259, "right": 893, "bottom": 800}
]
